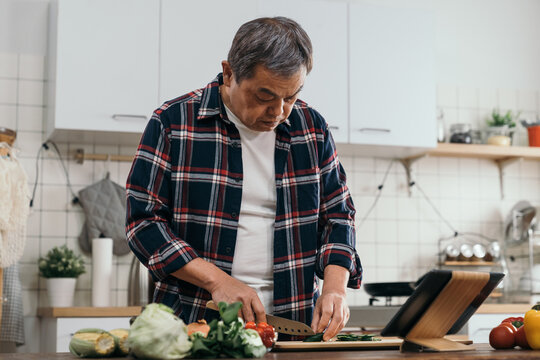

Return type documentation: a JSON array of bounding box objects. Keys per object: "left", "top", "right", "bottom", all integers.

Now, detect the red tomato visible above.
[
  {"left": 256, "top": 327, "right": 265, "bottom": 339},
  {"left": 489, "top": 324, "right": 516, "bottom": 349},
  {"left": 260, "top": 333, "right": 274, "bottom": 348},
  {"left": 257, "top": 322, "right": 269, "bottom": 329},
  {"left": 515, "top": 325, "right": 530, "bottom": 349},
  {"left": 245, "top": 321, "right": 256, "bottom": 330}
]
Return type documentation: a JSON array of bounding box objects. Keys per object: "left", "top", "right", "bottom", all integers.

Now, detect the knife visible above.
[{"left": 206, "top": 300, "right": 315, "bottom": 336}]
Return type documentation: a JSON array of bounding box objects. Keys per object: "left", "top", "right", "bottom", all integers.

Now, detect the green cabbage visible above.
[{"left": 127, "top": 303, "right": 192, "bottom": 359}]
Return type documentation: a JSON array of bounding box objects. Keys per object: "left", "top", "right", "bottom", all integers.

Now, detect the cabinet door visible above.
[
  {"left": 159, "top": 0, "right": 258, "bottom": 104},
  {"left": 52, "top": 0, "right": 159, "bottom": 134},
  {"left": 349, "top": 4, "right": 436, "bottom": 148},
  {"left": 257, "top": 0, "right": 349, "bottom": 143}
]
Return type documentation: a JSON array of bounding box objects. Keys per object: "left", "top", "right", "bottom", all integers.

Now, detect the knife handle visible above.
[{"left": 206, "top": 300, "right": 219, "bottom": 311}]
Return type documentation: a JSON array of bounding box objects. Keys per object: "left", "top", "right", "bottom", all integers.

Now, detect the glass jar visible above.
[{"left": 449, "top": 123, "right": 472, "bottom": 144}]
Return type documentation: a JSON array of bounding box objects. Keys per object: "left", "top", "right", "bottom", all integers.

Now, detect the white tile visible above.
[
  {"left": 116, "top": 251, "right": 134, "bottom": 265},
  {"left": 396, "top": 197, "right": 419, "bottom": 221},
  {"left": 374, "top": 158, "right": 395, "bottom": 174},
  {"left": 40, "top": 212, "right": 67, "bottom": 237},
  {"left": 20, "top": 236, "right": 40, "bottom": 263},
  {"left": 439, "top": 175, "right": 460, "bottom": 198},
  {"left": 16, "top": 131, "right": 43, "bottom": 158},
  {"left": 397, "top": 220, "right": 419, "bottom": 244},
  {"left": 22, "top": 290, "right": 38, "bottom": 316},
  {"left": 116, "top": 264, "right": 131, "bottom": 290},
  {"left": 356, "top": 219, "right": 376, "bottom": 243},
  {"left": 374, "top": 267, "right": 399, "bottom": 282},
  {"left": 438, "top": 157, "right": 459, "bottom": 176},
  {"left": 503, "top": 177, "right": 521, "bottom": 200},
  {"left": 444, "top": 108, "right": 458, "bottom": 125},
  {"left": 459, "top": 158, "right": 480, "bottom": 177},
  {"left": 458, "top": 108, "right": 480, "bottom": 129},
  {"left": 68, "top": 159, "right": 95, "bottom": 186},
  {"left": 116, "top": 290, "right": 128, "bottom": 306},
  {"left": 416, "top": 157, "right": 438, "bottom": 175},
  {"left": 0, "top": 104, "right": 17, "bottom": 129},
  {"left": 396, "top": 243, "right": 419, "bottom": 267},
  {"left": 18, "top": 80, "right": 44, "bottom": 106},
  {"left": 478, "top": 176, "right": 500, "bottom": 200},
  {"left": 41, "top": 185, "right": 69, "bottom": 211},
  {"left": 479, "top": 159, "right": 499, "bottom": 177},
  {"left": 458, "top": 176, "right": 480, "bottom": 200},
  {"left": 375, "top": 197, "right": 398, "bottom": 220},
  {"left": 353, "top": 172, "right": 378, "bottom": 196},
  {"left": 19, "top": 54, "right": 45, "bottom": 80},
  {"left": 0, "top": 53, "right": 18, "bottom": 77},
  {"left": 478, "top": 88, "right": 498, "bottom": 110},
  {"left": 353, "top": 157, "right": 374, "bottom": 172},
  {"left": 440, "top": 198, "right": 461, "bottom": 222},
  {"left": 73, "top": 290, "right": 92, "bottom": 307},
  {"left": 375, "top": 220, "right": 397, "bottom": 244},
  {"left": 418, "top": 198, "right": 441, "bottom": 221},
  {"left": 517, "top": 90, "right": 538, "bottom": 112},
  {"left": 356, "top": 242, "right": 376, "bottom": 268},
  {"left": 41, "top": 158, "right": 65, "bottom": 184},
  {"left": 498, "top": 88, "right": 517, "bottom": 110},
  {"left": 417, "top": 243, "right": 439, "bottom": 267},
  {"left": 436, "top": 84, "right": 457, "bottom": 107},
  {"left": 459, "top": 200, "right": 481, "bottom": 223},
  {"left": 520, "top": 160, "right": 540, "bottom": 178},
  {"left": 25, "top": 210, "right": 41, "bottom": 236},
  {"left": 457, "top": 87, "right": 478, "bottom": 109},
  {"left": 66, "top": 211, "right": 85, "bottom": 238},
  {"left": 0, "top": 78, "right": 17, "bottom": 103},
  {"left": 17, "top": 106, "right": 43, "bottom": 131},
  {"left": 521, "top": 178, "right": 540, "bottom": 200},
  {"left": 76, "top": 264, "right": 92, "bottom": 291},
  {"left": 19, "top": 263, "right": 39, "bottom": 290},
  {"left": 118, "top": 162, "right": 132, "bottom": 185}
]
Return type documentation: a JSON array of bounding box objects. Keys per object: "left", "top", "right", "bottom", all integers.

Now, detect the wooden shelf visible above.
[
  {"left": 37, "top": 306, "right": 142, "bottom": 318},
  {"left": 426, "top": 143, "right": 540, "bottom": 161},
  {"left": 442, "top": 261, "right": 497, "bottom": 266}
]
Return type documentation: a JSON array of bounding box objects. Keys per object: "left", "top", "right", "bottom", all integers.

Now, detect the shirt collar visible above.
[{"left": 196, "top": 72, "right": 291, "bottom": 128}]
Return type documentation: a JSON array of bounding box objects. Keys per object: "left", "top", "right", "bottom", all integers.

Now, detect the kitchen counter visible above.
[
  {"left": 0, "top": 345, "right": 538, "bottom": 359},
  {"left": 37, "top": 306, "right": 141, "bottom": 318}
]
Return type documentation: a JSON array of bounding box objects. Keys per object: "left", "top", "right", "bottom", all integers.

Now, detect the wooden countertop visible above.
[
  {"left": 476, "top": 304, "right": 532, "bottom": 314},
  {"left": 37, "top": 306, "right": 142, "bottom": 318},
  {"left": 1, "top": 344, "right": 539, "bottom": 359},
  {"left": 36, "top": 303, "right": 532, "bottom": 318}
]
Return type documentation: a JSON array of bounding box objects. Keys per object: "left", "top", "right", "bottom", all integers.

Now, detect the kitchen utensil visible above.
[
  {"left": 363, "top": 282, "right": 415, "bottom": 298},
  {"left": 504, "top": 201, "right": 537, "bottom": 246},
  {"left": 273, "top": 337, "right": 472, "bottom": 351},
  {"left": 127, "top": 255, "right": 155, "bottom": 306},
  {"left": 205, "top": 300, "right": 315, "bottom": 336}
]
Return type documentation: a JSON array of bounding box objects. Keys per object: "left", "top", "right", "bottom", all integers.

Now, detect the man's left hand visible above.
[{"left": 311, "top": 265, "right": 350, "bottom": 341}]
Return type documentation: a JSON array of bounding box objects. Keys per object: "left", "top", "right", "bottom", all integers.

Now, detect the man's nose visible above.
[{"left": 267, "top": 99, "right": 284, "bottom": 118}]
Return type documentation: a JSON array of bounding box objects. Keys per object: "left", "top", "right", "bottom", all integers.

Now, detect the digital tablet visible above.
[{"left": 380, "top": 269, "right": 504, "bottom": 337}]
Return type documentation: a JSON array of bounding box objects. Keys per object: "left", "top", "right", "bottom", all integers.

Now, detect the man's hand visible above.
[
  {"left": 311, "top": 265, "right": 350, "bottom": 341},
  {"left": 172, "top": 258, "right": 267, "bottom": 323},
  {"left": 208, "top": 274, "right": 267, "bottom": 323}
]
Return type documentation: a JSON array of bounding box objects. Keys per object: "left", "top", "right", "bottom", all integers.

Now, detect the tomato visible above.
[
  {"left": 515, "top": 325, "right": 530, "bottom": 349},
  {"left": 257, "top": 322, "right": 269, "bottom": 329},
  {"left": 245, "top": 321, "right": 256, "bottom": 330},
  {"left": 256, "top": 327, "right": 265, "bottom": 339},
  {"left": 489, "top": 324, "right": 516, "bottom": 349}
]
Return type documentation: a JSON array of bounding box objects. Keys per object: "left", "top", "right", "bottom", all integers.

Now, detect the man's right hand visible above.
[{"left": 172, "top": 257, "right": 267, "bottom": 323}]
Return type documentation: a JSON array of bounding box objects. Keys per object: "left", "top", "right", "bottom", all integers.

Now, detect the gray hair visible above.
[{"left": 227, "top": 17, "right": 313, "bottom": 83}]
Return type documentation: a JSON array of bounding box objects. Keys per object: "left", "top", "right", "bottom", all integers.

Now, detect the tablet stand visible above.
[{"left": 401, "top": 271, "right": 490, "bottom": 352}]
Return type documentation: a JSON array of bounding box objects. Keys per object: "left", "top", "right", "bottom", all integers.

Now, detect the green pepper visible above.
[{"left": 303, "top": 333, "right": 324, "bottom": 342}]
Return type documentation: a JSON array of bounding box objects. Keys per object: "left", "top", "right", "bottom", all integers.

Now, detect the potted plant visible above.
[
  {"left": 485, "top": 109, "right": 520, "bottom": 146},
  {"left": 39, "top": 245, "right": 85, "bottom": 307}
]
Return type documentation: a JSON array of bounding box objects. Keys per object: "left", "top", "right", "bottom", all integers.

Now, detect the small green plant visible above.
[
  {"left": 38, "top": 245, "right": 85, "bottom": 278},
  {"left": 487, "top": 109, "right": 520, "bottom": 128}
]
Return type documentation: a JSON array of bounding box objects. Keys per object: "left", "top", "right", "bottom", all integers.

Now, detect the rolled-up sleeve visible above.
[
  {"left": 315, "top": 124, "right": 362, "bottom": 289},
  {"left": 126, "top": 111, "right": 199, "bottom": 282}
]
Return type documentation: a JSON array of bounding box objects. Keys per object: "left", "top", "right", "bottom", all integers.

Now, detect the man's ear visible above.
[{"left": 221, "top": 61, "right": 233, "bottom": 86}]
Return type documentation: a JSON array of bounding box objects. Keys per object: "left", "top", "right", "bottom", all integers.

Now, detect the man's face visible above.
[{"left": 220, "top": 61, "right": 306, "bottom": 132}]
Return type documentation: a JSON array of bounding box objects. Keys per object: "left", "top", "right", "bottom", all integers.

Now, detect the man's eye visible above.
[
  {"left": 285, "top": 97, "right": 295, "bottom": 103},
  {"left": 256, "top": 95, "right": 273, "bottom": 102}
]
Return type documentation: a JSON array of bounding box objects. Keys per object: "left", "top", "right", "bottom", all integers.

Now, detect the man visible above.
[{"left": 126, "top": 17, "right": 361, "bottom": 341}]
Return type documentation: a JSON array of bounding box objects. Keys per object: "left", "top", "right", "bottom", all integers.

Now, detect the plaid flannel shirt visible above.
[{"left": 126, "top": 74, "right": 362, "bottom": 325}]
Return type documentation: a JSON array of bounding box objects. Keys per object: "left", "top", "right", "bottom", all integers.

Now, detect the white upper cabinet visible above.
[
  {"left": 348, "top": 3, "right": 436, "bottom": 151},
  {"left": 258, "top": 0, "right": 349, "bottom": 143},
  {"left": 46, "top": 0, "right": 159, "bottom": 144},
  {"left": 159, "top": 0, "right": 258, "bottom": 104}
]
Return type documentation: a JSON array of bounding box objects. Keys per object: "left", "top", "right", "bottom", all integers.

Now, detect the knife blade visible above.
[{"left": 205, "top": 300, "right": 315, "bottom": 336}]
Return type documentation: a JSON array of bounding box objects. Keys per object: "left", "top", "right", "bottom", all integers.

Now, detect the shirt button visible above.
[
  {"left": 234, "top": 176, "right": 241, "bottom": 183},
  {"left": 225, "top": 247, "right": 232, "bottom": 254},
  {"left": 232, "top": 142, "right": 241, "bottom": 148},
  {"left": 231, "top": 212, "right": 237, "bottom": 218}
]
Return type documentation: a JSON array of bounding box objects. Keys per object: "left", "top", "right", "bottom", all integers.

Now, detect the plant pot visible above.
[
  {"left": 46, "top": 277, "right": 77, "bottom": 307},
  {"left": 485, "top": 125, "right": 514, "bottom": 146},
  {"left": 528, "top": 125, "right": 540, "bottom": 147}
]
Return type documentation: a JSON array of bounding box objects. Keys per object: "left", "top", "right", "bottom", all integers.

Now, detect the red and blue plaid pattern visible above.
[{"left": 126, "top": 74, "right": 362, "bottom": 325}]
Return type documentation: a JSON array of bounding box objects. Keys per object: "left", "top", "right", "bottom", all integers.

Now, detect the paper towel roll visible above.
[{"left": 92, "top": 238, "right": 113, "bottom": 307}]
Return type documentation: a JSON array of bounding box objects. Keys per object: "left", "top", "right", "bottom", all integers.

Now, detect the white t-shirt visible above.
[{"left": 225, "top": 105, "right": 276, "bottom": 314}]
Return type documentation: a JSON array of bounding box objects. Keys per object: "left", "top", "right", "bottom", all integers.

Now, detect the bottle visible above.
[{"left": 437, "top": 109, "right": 446, "bottom": 143}]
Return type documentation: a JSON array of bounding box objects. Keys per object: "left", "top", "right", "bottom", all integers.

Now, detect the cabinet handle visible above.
[
  {"left": 112, "top": 114, "right": 148, "bottom": 121},
  {"left": 329, "top": 126, "right": 339, "bottom": 130},
  {"left": 357, "top": 128, "right": 391, "bottom": 133}
]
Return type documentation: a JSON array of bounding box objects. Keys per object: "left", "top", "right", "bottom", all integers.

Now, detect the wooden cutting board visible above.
[{"left": 273, "top": 337, "right": 473, "bottom": 351}]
